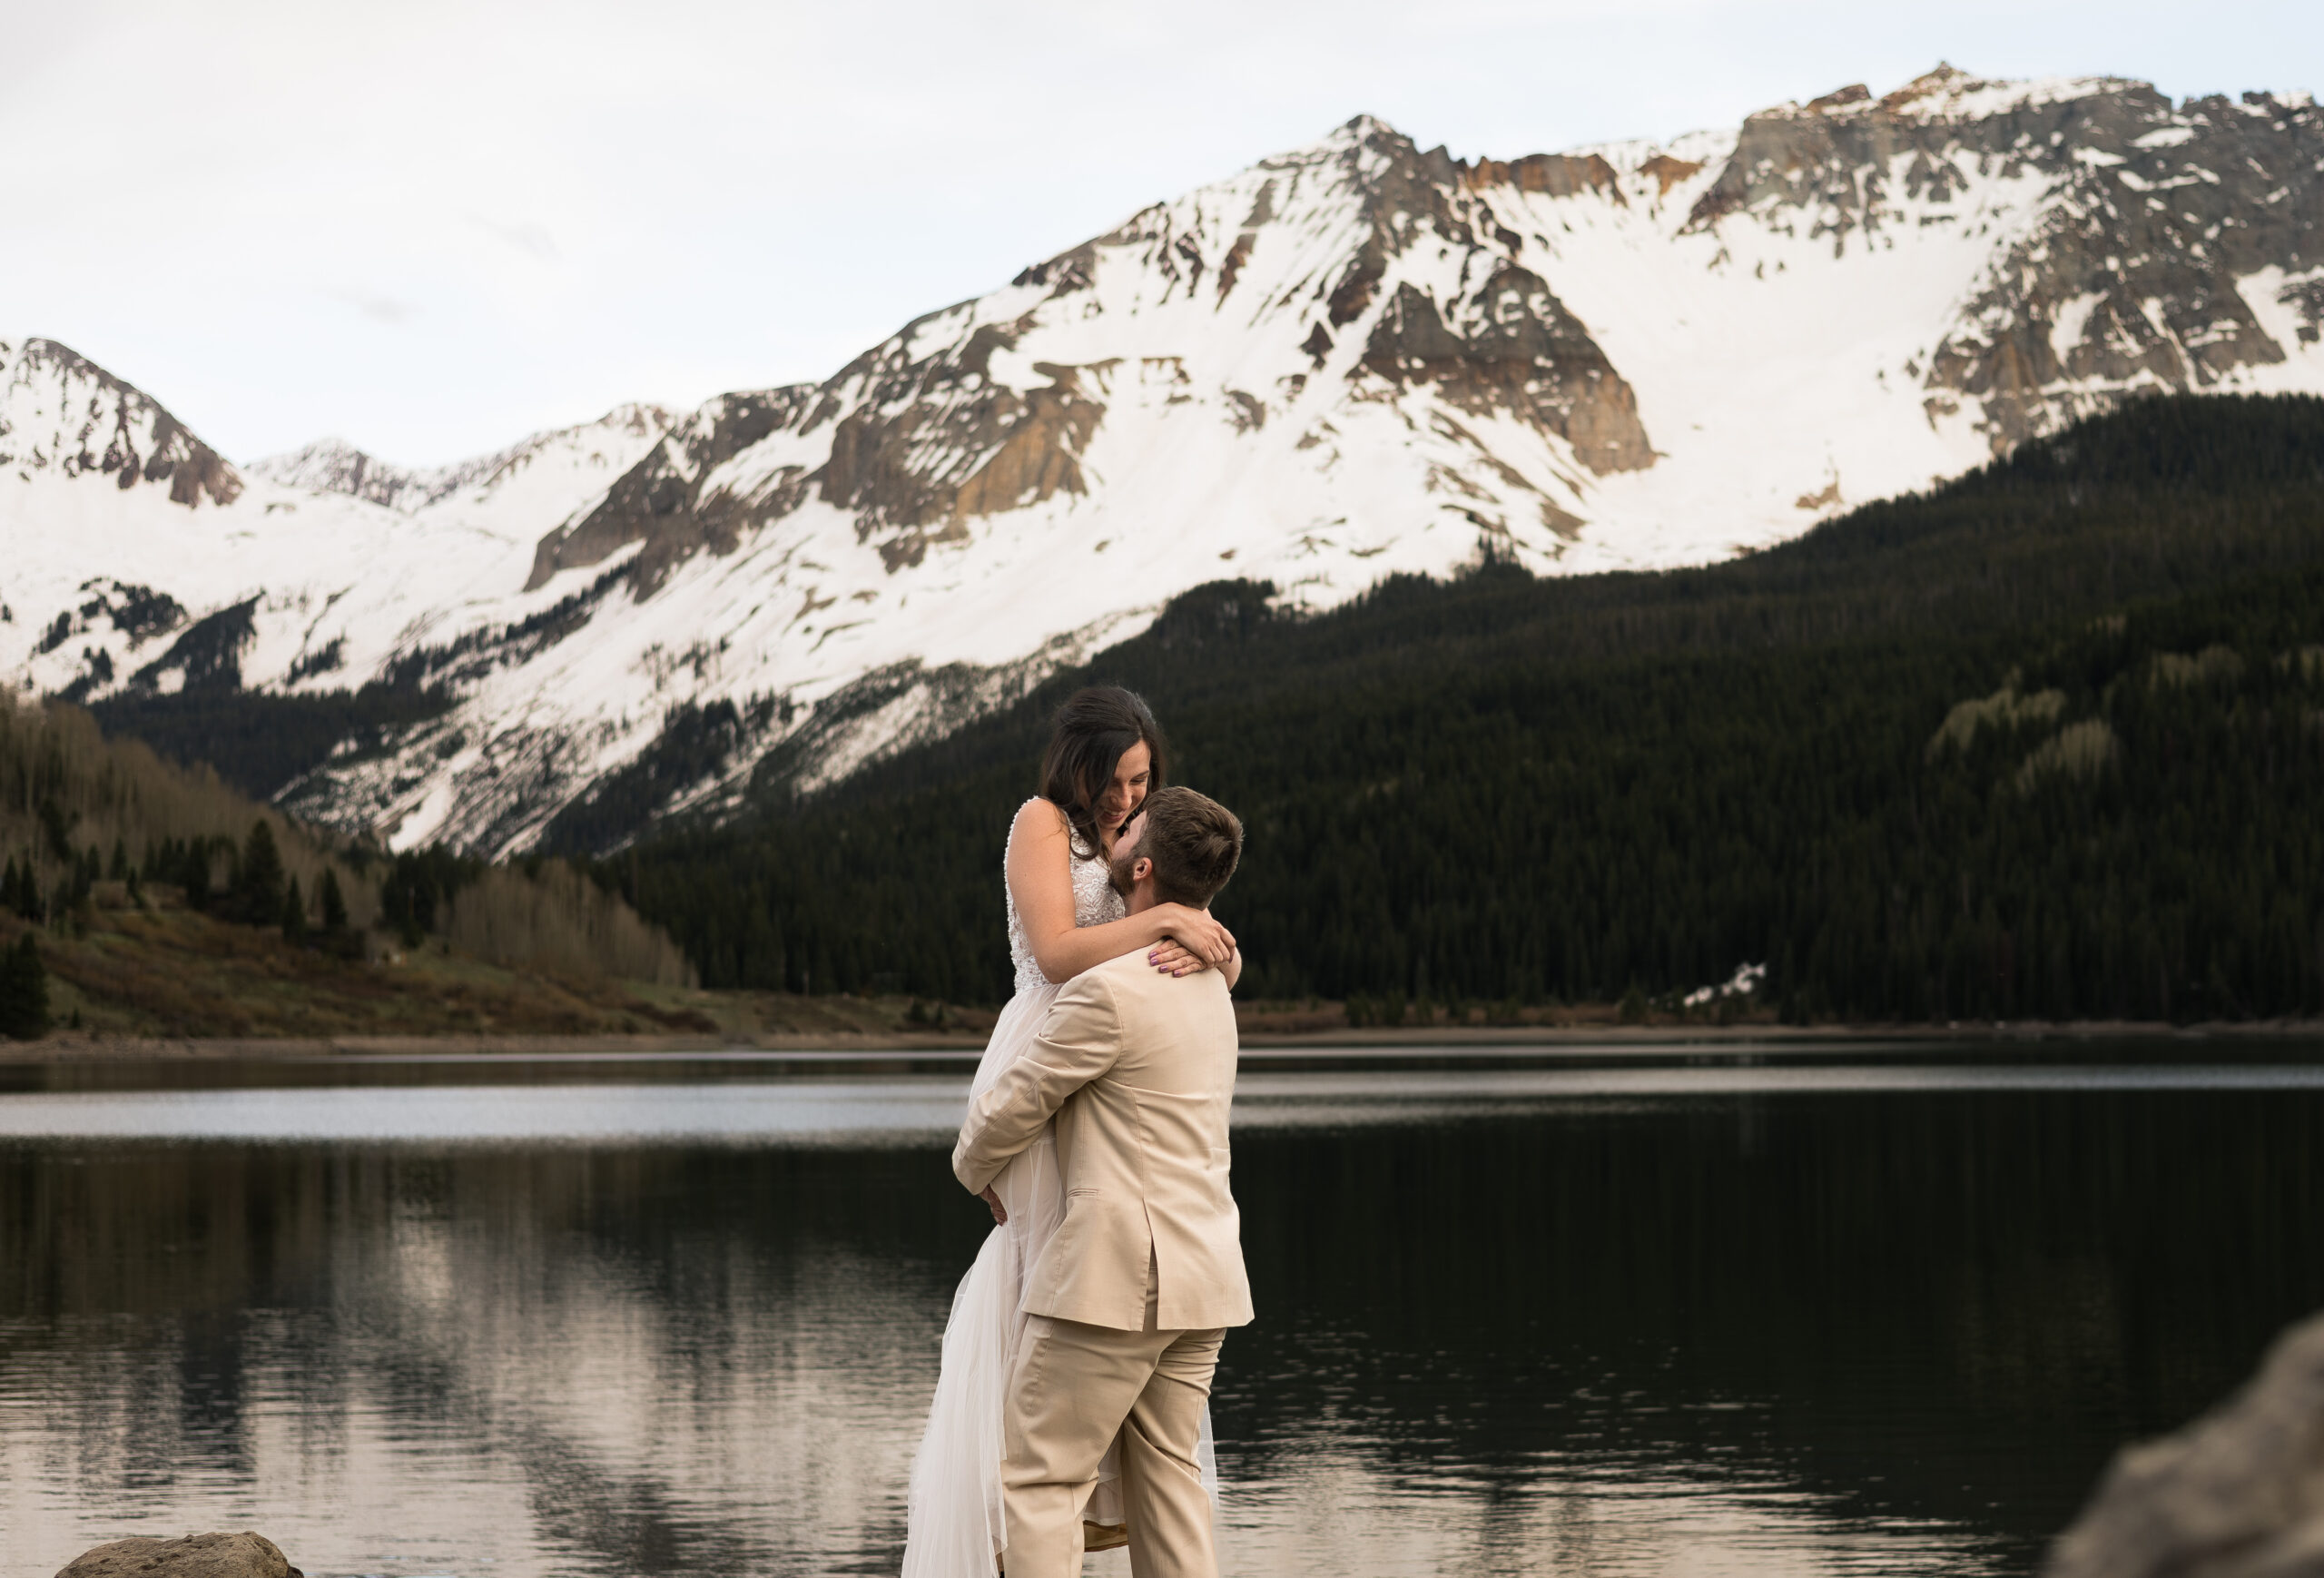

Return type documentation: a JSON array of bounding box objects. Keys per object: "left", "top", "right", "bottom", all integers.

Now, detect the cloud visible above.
[
  {"left": 466, "top": 216, "right": 562, "bottom": 264},
  {"left": 328, "top": 289, "right": 416, "bottom": 326}
]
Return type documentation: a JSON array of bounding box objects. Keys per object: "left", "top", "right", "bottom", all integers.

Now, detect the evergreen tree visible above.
[
  {"left": 319, "top": 867, "right": 349, "bottom": 933},
  {"left": 108, "top": 839, "right": 127, "bottom": 880},
  {"left": 183, "top": 843, "right": 212, "bottom": 912},
  {"left": 281, "top": 875, "right": 307, "bottom": 942},
  {"left": 239, "top": 820, "right": 285, "bottom": 925},
  {"left": 0, "top": 934, "right": 50, "bottom": 1041},
  {"left": 36, "top": 797, "right": 73, "bottom": 863},
  {"left": 376, "top": 849, "right": 469, "bottom": 946}
]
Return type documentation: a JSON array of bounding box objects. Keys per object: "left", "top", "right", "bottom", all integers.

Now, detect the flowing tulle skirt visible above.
[{"left": 901, "top": 981, "right": 1217, "bottom": 1575}]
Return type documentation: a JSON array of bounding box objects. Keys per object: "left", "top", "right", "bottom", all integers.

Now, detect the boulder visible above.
[
  {"left": 2046, "top": 1310, "right": 2324, "bottom": 1578},
  {"left": 54, "top": 1533, "right": 300, "bottom": 1578}
]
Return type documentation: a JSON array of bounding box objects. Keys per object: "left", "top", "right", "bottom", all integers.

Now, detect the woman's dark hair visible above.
[{"left": 1039, "top": 686, "right": 1167, "bottom": 855}]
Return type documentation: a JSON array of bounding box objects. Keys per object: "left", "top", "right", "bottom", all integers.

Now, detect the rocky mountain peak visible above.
[
  {"left": 1314, "top": 118, "right": 1657, "bottom": 474},
  {"left": 526, "top": 104, "right": 1663, "bottom": 618},
  {"left": 0, "top": 338, "right": 240, "bottom": 508},
  {"left": 251, "top": 402, "right": 677, "bottom": 517},
  {"left": 246, "top": 437, "right": 440, "bottom": 510},
  {"left": 1679, "top": 66, "right": 2324, "bottom": 449},
  {"left": 523, "top": 387, "right": 815, "bottom": 591}
]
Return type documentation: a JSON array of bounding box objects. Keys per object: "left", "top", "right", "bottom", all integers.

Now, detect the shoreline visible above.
[{"left": 5, "top": 1017, "right": 2323, "bottom": 1064}]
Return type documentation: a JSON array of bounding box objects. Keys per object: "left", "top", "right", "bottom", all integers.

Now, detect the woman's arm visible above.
[{"left": 1008, "top": 799, "right": 1236, "bottom": 984}]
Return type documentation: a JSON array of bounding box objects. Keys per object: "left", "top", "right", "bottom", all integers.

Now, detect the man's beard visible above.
[{"left": 1107, "top": 851, "right": 1137, "bottom": 899}]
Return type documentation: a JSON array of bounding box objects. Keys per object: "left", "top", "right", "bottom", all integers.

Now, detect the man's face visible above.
[{"left": 1108, "top": 811, "right": 1149, "bottom": 901}]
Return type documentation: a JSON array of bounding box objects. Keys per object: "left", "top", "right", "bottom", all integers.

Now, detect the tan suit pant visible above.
[{"left": 1000, "top": 1285, "right": 1224, "bottom": 1578}]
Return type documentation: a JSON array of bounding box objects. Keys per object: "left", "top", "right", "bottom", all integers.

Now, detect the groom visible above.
[{"left": 953, "top": 786, "right": 1252, "bottom": 1578}]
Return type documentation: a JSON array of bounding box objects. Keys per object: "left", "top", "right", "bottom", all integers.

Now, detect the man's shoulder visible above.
[
  {"left": 1078, "top": 952, "right": 1233, "bottom": 1014},
  {"left": 1078, "top": 950, "right": 1156, "bottom": 989},
  {"left": 1052, "top": 952, "right": 1145, "bottom": 1018},
  {"left": 1050, "top": 952, "right": 1137, "bottom": 1007}
]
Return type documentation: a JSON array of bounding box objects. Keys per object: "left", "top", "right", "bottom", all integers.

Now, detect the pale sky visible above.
[{"left": 5, "top": 0, "right": 2316, "bottom": 468}]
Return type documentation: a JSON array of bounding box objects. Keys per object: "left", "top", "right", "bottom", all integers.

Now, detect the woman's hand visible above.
[
  {"left": 1157, "top": 904, "right": 1236, "bottom": 967},
  {"left": 1147, "top": 938, "right": 1211, "bottom": 977},
  {"left": 980, "top": 1186, "right": 1008, "bottom": 1226}
]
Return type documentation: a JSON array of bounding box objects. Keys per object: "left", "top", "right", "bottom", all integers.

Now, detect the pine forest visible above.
[{"left": 601, "top": 395, "right": 2324, "bottom": 1024}]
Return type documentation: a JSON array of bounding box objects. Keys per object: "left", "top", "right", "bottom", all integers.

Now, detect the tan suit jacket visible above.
[{"left": 954, "top": 951, "right": 1254, "bottom": 1332}]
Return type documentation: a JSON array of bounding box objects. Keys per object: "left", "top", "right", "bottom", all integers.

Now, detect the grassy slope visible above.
[
  {"left": 7, "top": 887, "right": 704, "bottom": 1039},
  {"left": 4, "top": 683, "right": 724, "bottom": 1044},
  {"left": 4, "top": 886, "right": 989, "bottom": 1043}
]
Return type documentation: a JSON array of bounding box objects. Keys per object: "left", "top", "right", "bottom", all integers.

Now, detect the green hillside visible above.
[{"left": 611, "top": 394, "right": 2324, "bottom": 1022}]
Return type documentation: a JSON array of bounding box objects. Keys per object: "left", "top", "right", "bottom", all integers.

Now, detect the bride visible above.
[{"left": 903, "top": 685, "right": 1241, "bottom": 1575}]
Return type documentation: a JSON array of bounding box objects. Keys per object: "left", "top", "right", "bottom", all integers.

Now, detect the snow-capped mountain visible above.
[
  {"left": 5, "top": 66, "right": 2321, "bottom": 856},
  {"left": 246, "top": 413, "right": 673, "bottom": 518},
  {"left": 2, "top": 346, "right": 670, "bottom": 735}
]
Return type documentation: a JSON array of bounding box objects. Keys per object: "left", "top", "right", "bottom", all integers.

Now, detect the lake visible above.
[{"left": 4, "top": 1046, "right": 2322, "bottom": 1577}]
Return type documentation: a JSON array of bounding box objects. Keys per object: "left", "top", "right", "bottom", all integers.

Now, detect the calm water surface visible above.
[{"left": 4, "top": 1049, "right": 2321, "bottom": 1577}]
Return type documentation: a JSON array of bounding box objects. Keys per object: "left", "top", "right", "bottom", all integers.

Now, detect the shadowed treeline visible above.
[
  {"left": 445, "top": 859, "right": 694, "bottom": 988},
  {"left": 0, "top": 695, "right": 693, "bottom": 1035},
  {"left": 0, "top": 695, "right": 365, "bottom": 924}
]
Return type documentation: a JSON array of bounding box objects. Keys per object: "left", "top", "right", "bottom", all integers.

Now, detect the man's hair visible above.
[{"left": 1137, "top": 786, "right": 1243, "bottom": 909}]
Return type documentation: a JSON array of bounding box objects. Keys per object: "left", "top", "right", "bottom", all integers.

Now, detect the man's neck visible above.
[{"left": 1123, "top": 883, "right": 1160, "bottom": 917}]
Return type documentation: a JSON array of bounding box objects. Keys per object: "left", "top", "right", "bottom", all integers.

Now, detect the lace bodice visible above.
[{"left": 1005, "top": 798, "right": 1126, "bottom": 997}]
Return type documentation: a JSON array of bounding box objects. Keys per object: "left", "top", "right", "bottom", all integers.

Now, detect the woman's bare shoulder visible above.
[{"left": 1010, "top": 797, "right": 1069, "bottom": 839}]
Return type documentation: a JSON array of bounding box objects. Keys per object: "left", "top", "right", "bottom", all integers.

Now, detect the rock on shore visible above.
[
  {"left": 54, "top": 1533, "right": 300, "bottom": 1578},
  {"left": 2046, "top": 1310, "right": 2324, "bottom": 1576}
]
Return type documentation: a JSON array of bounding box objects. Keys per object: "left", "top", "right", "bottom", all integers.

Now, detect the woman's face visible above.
[{"left": 1097, "top": 739, "right": 1152, "bottom": 838}]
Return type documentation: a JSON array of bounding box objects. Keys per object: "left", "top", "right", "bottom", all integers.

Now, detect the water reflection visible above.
[
  {"left": 6, "top": 1061, "right": 2324, "bottom": 1142},
  {"left": 4, "top": 1146, "right": 953, "bottom": 1576},
  {"left": 2, "top": 1070, "right": 2320, "bottom": 1576}
]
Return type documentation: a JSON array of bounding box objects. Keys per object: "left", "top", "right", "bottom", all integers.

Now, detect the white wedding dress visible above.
[{"left": 901, "top": 801, "right": 1220, "bottom": 1575}]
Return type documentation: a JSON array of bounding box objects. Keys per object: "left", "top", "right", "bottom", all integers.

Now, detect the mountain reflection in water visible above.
[{"left": 3, "top": 1067, "right": 2321, "bottom": 1577}]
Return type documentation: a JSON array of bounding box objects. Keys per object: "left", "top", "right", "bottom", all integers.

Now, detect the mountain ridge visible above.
[
  {"left": 248, "top": 403, "right": 676, "bottom": 516},
  {"left": 5, "top": 67, "right": 2321, "bottom": 855}
]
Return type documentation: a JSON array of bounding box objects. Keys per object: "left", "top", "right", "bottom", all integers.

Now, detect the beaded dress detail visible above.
[{"left": 1005, "top": 809, "right": 1124, "bottom": 996}]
